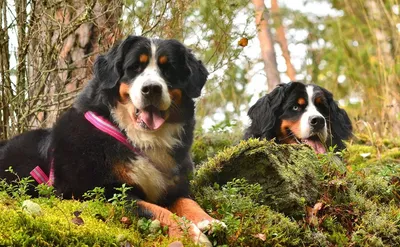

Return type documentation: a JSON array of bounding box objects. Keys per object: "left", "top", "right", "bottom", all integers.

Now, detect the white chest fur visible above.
[{"left": 126, "top": 147, "right": 180, "bottom": 202}]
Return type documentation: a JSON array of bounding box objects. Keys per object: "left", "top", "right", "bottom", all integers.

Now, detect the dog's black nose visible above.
[
  {"left": 141, "top": 83, "right": 162, "bottom": 97},
  {"left": 309, "top": 116, "right": 325, "bottom": 131}
]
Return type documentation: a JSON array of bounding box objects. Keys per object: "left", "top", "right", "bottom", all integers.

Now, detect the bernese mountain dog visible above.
[
  {"left": 244, "top": 82, "right": 352, "bottom": 153},
  {"left": 0, "top": 36, "right": 223, "bottom": 245}
]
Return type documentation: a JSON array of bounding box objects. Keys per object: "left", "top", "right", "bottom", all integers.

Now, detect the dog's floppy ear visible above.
[
  {"left": 94, "top": 36, "right": 142, "bottom": 89},
  {"left": 184, "top": 49, "right": 208, "bottom": 98},
  {"left": 244, "top": 83, "right": 291, "bottom": 139},
  {"left": 321, "top": 87, "right": 353, "bottom": 150}
]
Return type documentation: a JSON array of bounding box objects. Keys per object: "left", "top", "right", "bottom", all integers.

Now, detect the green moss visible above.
[
  {"left": 345, "top": 144, "right": 377, "bottom": 166},
  {"left": 193, "top": 138, "right": 323, "bottom": 217},
  {"left": 191, "top": 131, "right": 241, "bottom": 165},
  {"left": 0, "top": 195, "right": 195, "bottom": 247}
]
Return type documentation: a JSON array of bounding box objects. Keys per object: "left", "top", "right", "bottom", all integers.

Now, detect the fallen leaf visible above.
[
  {"left": 71, "top": 216, "right": 84, "bottom": 226},
  {"left": 252, "top": 233, "right": 266, "bottom": 241},
  {"left": 73, "top": 210, "right": 82, "bottom": 217},
  {"left": 306, "top": 202, "right": 324, "bottom": 226},
  {"left": 120, "top": 216, "right": 132, "bottom": 227}
]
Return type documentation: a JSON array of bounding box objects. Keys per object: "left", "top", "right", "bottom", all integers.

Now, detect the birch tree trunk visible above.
[{"left": 252, "top": 0, "right": 280, "bottom": 92}]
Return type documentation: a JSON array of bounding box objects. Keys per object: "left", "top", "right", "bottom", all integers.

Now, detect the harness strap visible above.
[
  {"left": 84, "top": 111, "right": 143, "bottom": 155},
  {"left": 30, "top": 165, "right": 51, "bottom": 185},
  {"left": 30, "top": 111, "right": 140, "bottom": 185}
]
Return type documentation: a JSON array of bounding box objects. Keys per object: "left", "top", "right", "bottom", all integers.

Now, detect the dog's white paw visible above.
[
  {"left": 190, "top": 223, "right": 212, "bottom": 247},
  {"left": 196, "top": 219, "right": 227, "bottom": 233}
]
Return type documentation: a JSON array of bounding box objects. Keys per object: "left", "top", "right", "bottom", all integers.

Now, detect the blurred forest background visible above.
[{"left": 0, "top": 0, "right": 399, "bottom": 140}]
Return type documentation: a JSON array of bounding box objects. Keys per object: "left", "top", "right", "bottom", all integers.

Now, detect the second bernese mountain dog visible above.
[
  {"left": 244, "top": 82, "right": 353, "bottom": 153},
  {"left": 0, "top": 36, "right": 223, "bottom": 245}
]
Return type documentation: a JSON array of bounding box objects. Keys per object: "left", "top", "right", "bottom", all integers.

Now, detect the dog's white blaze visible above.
[
  {"left": 129, "top": 41, "right": 170, "bottom": 111},
  {"left": 300, "top": 85, "right": 327, "bottom": 140}
]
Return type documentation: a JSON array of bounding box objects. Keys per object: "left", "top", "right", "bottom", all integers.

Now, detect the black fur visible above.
[
  {"left": 244, "top": 81, "right": 352, "bottom": 151},
  {"left": 0, "top": 36, "right": 208, "bottom": 208}
]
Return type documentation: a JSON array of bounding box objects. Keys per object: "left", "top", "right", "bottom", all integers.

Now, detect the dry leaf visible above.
[
  {"left": 120, "top": 216, "right": 132, "bottom": 227},
  {"left": 71, "top": 216, "right": 84, "bottom": 226},
  {"left": 306, "top": 202, "right": 324, "bottom": 226},
  {"left": 252, "top": 233, "right": 266, "bottom": 241}
]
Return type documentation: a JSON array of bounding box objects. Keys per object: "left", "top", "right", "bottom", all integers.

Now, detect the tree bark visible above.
[
  {"left": 252, "top": 0, "right": 280, "bottom": 92},
  {"left": 27, "top": 0, "right": 123, "bottom": 129},
  {"left": 271, "top": 0, "right": 296, "bottom": 81},
  {"left": 0, "top": 0, "right": 12, "bottom": 139}
]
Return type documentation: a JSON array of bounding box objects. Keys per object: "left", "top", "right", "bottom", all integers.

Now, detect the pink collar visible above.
[{"left": 30, "top": 111, "right": 143, "bottom": 186}]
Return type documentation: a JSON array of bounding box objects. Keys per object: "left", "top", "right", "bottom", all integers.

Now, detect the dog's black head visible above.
[
  {"left": 244, "top": 82, "right": 352, "bottom": 153},
  {"left": 75, "top": 36, "right": 208, "bottom": 147}
]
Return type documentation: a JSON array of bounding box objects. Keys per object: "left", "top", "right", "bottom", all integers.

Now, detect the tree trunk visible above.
[
  {"left": 26, "top": 0, "right": 123, "bottom": 129},
  {"left": 271, "top": 0, "right": 296, "bottom": 81},
  {"left": 252, "top": 0, "right": 280, "bottom": 92},
  {"left": 192, "top": 139, "right": 322, "bottom": 217},
  {"left": 0, "top": 0, "right": 11, "bottom": 139}
]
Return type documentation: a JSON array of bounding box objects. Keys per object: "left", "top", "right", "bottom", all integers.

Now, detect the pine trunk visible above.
[
  {"left": 271, "top": 0, "right": 296, "bottom": 81},
  {"left": 28, "top": 0, "right": 123, "bottom": 129},
  {"left": 252, "top": 0, "right": 280, "bottom": 92}
]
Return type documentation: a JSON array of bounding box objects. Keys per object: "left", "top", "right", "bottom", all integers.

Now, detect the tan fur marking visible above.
[
  {"left": 119, "top": 83, "right": 130, "bottom": 104},
  {"left": 315, "top": 97, "right": 322, "bottom": 104},
  {"left": 159, "top": 55, "right": 168, "bottom": 65},
  {"left": 280, "top": 119, "right": 302, "bottom": 144},
  {"left": 113, "top": 163, "right": 136, "bottom": 185},
  {"left": 137, "top": 201, "right": 183, "bottom": 237},
  {"left": 139, "top": 54, "right": 149, "bottom": 63},
  {"left": 169, "top": 198, "right": 214, "bottom": 224},
  {"left": 297, "top": 97, "right": 306, "bottom": 105},
  {"left": 169, "top": 89, "right": 182, "bottom": 105}
]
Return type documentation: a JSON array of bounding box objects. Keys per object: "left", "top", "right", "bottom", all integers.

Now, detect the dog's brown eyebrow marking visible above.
[
  {"left": 297, "top": 97, "right": 306, "bottom": 105},
  {"left": 140, "top": 54, "right": 149, "bottom": 63},
  {"left": 159, "top": 55, "right": 168, "bottom": 64},
  {"left": 315, "top": 97, "right": 322, "bottom": 104}
]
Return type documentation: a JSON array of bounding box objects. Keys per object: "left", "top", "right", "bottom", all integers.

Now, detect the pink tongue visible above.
[
  {"left": 303, "top": 139, "right": 326, "bottom": 154},
  {"left": 140, "top": 106, "right": 166, "bottom": 130}
]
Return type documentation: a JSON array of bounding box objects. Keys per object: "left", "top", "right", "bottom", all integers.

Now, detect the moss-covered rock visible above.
[{"left": 192, "top": 138, "right": 323, "bottom": 217}]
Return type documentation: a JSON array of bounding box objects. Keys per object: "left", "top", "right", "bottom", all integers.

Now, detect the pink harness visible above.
[{"left": 30, "top": 111, "right": 139, "bottom": 185}]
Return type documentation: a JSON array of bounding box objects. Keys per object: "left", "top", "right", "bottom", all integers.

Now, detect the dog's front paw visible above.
[
  {"left": 196, "top": 219, "right": 227, "bottom": 233},
  {"left": 189, "top": 223, "right": 212, "bottom": 247},
  {"left": 167, "top": 217, "right": 212, "bottom": 247}
]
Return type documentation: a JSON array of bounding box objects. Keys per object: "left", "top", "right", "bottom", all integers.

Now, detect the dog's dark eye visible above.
[
  {"left": 128, "top": 63, "right": 141, "bottom": 72},
  {"left": 292, "top": 105, "right": 300, "bottom": 111}
]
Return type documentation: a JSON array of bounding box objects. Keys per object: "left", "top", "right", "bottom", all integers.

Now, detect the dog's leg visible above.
[
  {"left": 169, "top": 197, "right": 226, "bottom": 233},
  {"left": 137, "top": 200, "right": 212, "bottom": 246}
]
